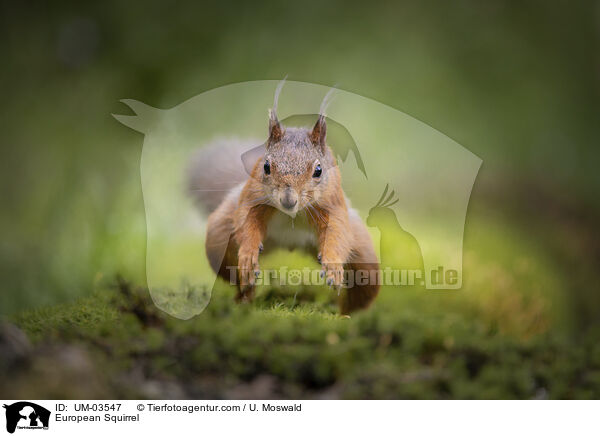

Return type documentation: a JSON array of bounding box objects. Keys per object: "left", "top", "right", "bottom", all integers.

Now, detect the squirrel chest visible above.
[{"left": 263, "top": 210, "right": 317, "bottom": 251}]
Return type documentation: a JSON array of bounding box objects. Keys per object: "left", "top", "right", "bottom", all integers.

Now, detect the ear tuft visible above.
[
  {"left": 309, "top": 114, "right": 327, "bottom": 150},
  {"left": 267, "top": 78, "right": 287, "bottom": 145},
  {"left": 309, "top": 88, "right": 335, "bottom": 151},
  {"left": 268, "top": 109, "right": 283, "bottom": 142}
]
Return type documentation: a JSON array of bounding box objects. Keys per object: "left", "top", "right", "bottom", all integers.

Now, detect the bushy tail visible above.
[{"left": 187, "top": 138, "right": 262, "bottom": 214}]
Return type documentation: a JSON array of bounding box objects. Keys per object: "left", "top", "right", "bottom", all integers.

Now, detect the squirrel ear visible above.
[
  {"left": 267, "top": 77, "right": 287, "bottom": 145},
  {"left": 268, "top": 109, "right": 283, "bottom": 143},
  {"left": 309, "top": 114, "right": 326, "bottom": 150}
]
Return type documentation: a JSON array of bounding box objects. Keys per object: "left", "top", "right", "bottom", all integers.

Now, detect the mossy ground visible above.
[
  {"left": 3, "top": 196, "right": 600, "bottom": 399},
  {"left": 5, "top": 277, "right": 600, "bottom": 399}
]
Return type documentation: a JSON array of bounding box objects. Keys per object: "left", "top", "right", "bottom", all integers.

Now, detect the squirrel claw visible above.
[
  {"left": 258, "top": 243, "right": 264, "bottom": 253},
  {"left": 238, "top": 245, "right": 261, "bottom": 287},
  {"left": 321, "top": 260, "right": 344, "bottom": 289}
]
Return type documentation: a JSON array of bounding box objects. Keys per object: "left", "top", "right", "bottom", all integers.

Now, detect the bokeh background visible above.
[{"left": 1, "top": 0, "right": 599, "bottom": 399}]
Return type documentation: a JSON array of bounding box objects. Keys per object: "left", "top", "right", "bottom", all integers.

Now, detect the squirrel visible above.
[{"left": 188, "top": 82, "right": 379, "bottom": 314}]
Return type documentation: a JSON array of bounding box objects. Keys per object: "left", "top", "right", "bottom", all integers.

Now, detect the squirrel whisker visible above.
[
  {"left": 304, "top": 206, "right": 317, "bottom": 227},
  {"left": 307, "top": 204, "right": 327, "bottom": 225}
]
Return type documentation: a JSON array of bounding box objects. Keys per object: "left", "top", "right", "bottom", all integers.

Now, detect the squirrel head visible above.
[
  {"left": 261, "top": 111, "right": 336, "bottom": 217},
  {"left": 256, "top": 81, "right": 339, "bottom": 217}
]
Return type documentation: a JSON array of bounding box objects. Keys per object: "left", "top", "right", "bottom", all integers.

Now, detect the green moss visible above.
[{"left": 5, "top": 276, "right": 599, "bottom": 399}]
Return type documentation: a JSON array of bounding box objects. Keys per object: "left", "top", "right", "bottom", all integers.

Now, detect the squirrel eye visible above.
[
  {"left": 264, "top": 160, "right": 270, "bottom": 175},
  {"left": 312, "top": 163, "right": 322, "bottom": 178}
]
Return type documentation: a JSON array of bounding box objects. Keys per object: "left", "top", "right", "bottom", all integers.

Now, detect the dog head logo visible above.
[
  {"left": 114, "top": 80, "right": 481, "bottom": 319},
  {"left": 3, "top": 402, "right": 50, "bottom": 433}
]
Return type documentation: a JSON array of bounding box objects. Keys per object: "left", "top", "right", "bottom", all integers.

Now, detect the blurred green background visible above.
[{"left": 1, "top": 0, "right": 599, "bottom": 399}]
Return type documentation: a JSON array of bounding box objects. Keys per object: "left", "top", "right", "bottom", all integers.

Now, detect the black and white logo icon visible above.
[{"left": 3, "top": 402, "right": 50, "bottom": 434}]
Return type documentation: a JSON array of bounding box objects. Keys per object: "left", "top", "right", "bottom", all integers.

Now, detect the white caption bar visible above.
[{"left": 1, "top": 400, "right": 597, "bottom": 435}]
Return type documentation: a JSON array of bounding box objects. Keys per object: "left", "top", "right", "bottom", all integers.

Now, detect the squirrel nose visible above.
[
  {"left": 281, "top": 189, "right": 298, "bottom": 210},
  {"left": 281, "top": 197, "right": 297, "bottom": 210}
]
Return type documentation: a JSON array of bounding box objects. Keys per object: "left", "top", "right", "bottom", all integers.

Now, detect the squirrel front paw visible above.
[
  {"left": 238, "top": 244, "right": 261, "bottom": 290},
  {"left": 320, "top": 259, "right": 344, "bottom": 290}
]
